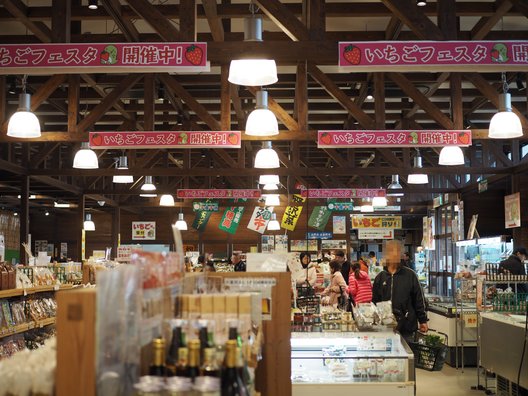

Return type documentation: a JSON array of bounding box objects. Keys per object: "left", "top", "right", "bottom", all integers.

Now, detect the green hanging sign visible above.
[
  {"left": 327, "top": 202, "right": 354, "bottom": 211},
  {"left": 192, "top": 210, "right": 212, "bottom": 231},
  {"left": 192, "top": 201, "right": 219, "bottom": 212},
  {"left": 219, "top": 206, "right": 245, "bottom": 234},
  {"left": 308, "top": 206, "right": 332, "bottom": 231}
]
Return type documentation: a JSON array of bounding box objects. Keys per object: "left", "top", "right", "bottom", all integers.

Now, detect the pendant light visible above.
[
  {"left": 73, "top": 142, "right": 99, "bottom": 169},
  {"left": 387, "top": 175, "right": 404, "bottom": 197},
  {"left": 360, "top": 198, "right": 374, "bottom": 213},
  {"left": 438, "top": 146, "right": 465, "bottom": 166},
  {"left": 259, "top": 174, "right": 280, "bottom": 185},
  {"left": 7, "top": 75, "right": 41, "bottom": 138},
  {"left": 174, "top": 212, "right": 188, "bottom": 231},
  {"left": 267, "top": 213, "right": 280, "bottom": 231},
  {"left": 159, "top": 194, "right": 175, "bottom": 207},
  {"left": 488, "top": 72, "right": 523, "bottom": 139},
  {"left": 407, "top": 151, "right": 428, "bottom": 184},
  {"left": 112, "top": 156, "right": 134, "bottom": 183},
  {"left": 245, "top": 91, "right": 279, "bottom": 136},
  {"left": 264, "top": 194, "right": 280, "bottom": 206},
  {"left": 372, "top": 195, "right": 387, "bottom": 208},
  {"left": 416, "top": 0, "right": 426, "bottom": 6},
  {"left": 254, "top": 141, "right": 280, "bottom": 169},
  {"left": 84, "top": 213, "right": 95, "bottom": 231},
  {"left": 88, "top": 0, "right": 98, "bottom": 9},
  {"left": 141, "top": 176, "right": 156, "bottom": 191},
  {"left": 263, "top": 184, "right": 278, "bottom": 190},
  {"left": 228, "top": 11, "right": 277, "bottom": 86}
]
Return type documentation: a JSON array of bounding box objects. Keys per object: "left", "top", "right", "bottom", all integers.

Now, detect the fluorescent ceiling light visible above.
[
  {"left": 408, "top": 154, "right": 428, "bottom": 184},
  {"left": 7, "top": 93, "right": 41, "bottom": 138},
  {"left": 141, "top": 176, "right": 156, "bottom": 191},
  {"left": 254, "top": 141, "right": 280, "bottom": 169},
  {"left": 113, "top": 156, "right": 133, "bottom": 183},
  {"left": 54, "top": 202, "right": 71, "bottom": 208},
  {"left": 488, "top": 93, "right": 523, "bottom": 139},
  {"left": 267, "top": 213, "right": 281, "bottom": 231},
  {"left": 246, "top": 91, "right": 279, "bottom": 136},
  {"left": 259, "top": 174, "right": 280, "bottom": 185},
  {"left": 174, "top": 213, "right": 188, "bottom": 231},
  {"left": 387, "top": 175, "right": 404, "bottom": 197},
  {"left": 264, "top": 194, "right": 280, "bottom": 206},
  {"left": 73, "top": 142, "right": 98, "bottom": 169},
  {"left": 263, "top": 183, "right": 278, "bottom": 190},
  {"left": 372, "top": 196, "right": 388, "bottom": 207},
  {"left": 159, "top": 194, "right": 175, "bottom": 207}
]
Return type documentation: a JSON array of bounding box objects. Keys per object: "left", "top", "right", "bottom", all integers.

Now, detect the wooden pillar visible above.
[
  {"left": 112, "top": 207, "right": 121, "bottom": 258},
  {"left": 374, "top": 73, "right": 385, "bottom": 129},
  {"left": 180, "top": 0, "right": 196, "bottom": 41},
  {"left": 78, "top": 195, "right": 85, "bottom": 261},
  {"left": 144, "top": 74, "right": 155, "bottom": 130},
  {"left": 52, "top": 0, "right": 71, "bottom": 43},
  {"left": 19, "top": 176, "right": 30, "bottom": 264},
  {"left": 220, "top": 64, "right": 231, "bottom": 130},
  {"left": 295, "top": 61, "right": 308, "bottom": 132}
]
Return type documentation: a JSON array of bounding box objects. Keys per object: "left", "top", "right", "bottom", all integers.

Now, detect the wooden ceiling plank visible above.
[
  {"left": 180, "top": 0, "right": 197, "bottom": 41},
  {"left": 202, "top": 0, "right": 224, "bottom": 42},
  {"left": 437, "top": 0, "right": 458, "bottom": 40},
  {"left": 51, "top": 0, "right": 71, "bottom": 43},
  {"left": 230, "top": 85, "right": 246, "bottom": 130},
  {"left": 377, "top": 148, "right": 403, "bottom": 168},
  {"left": 102, "top": 0, "right": 140, "bottom": 42},
  {"left": 275, "top": 148, "right": 311, "bottom": 189},
  {"left": 29, "top": 143, "right": 61, "bottom": 168},
  {"left": 125, "top": 0, "right": 181, "bottom": 41},
  {"left": 385, "top": 16, "right": 403, "bottom": 40},
  {"left": 77, "top": 74, "right": 142, "bottom": 133},
  {"left": 247, "top": 86, "right": 299, "bottom": 131},
  {"left": 374, "top": 73, "right": 386, "bottom": 129},
  {"left": 143, "top": 74, "right": 155, "bottom": 130},
  {"left": 451, "top": 73, "right": 464, "bottom": 129},
  {"left": 308, "top": 63, "right": 376, "bottom": 129},
  {"left": 2, "top": 0, "right": 53, "bottom": 42},
  {"left": 67, "top": 74, "right": 80, "bottom": 133},
  {"left": 471, "top": 0, "right": 513, "bottom": 40},
  {"left": 508, "top": 0, "right": 528, "bottom": 18},
  {"left": 295, "top": 61, "right": 308, "bottom": 132},
  {"left": 255, "top": 0, "right": 310, "bottom": 41},
  {"left": 380, "top": 0, "right": 445, "bottom": 40},
  {"left": 307, "top": 0, "right": 325, "bottom": 40},
  {"left": 387, "top": 72, "right": 454, "bottom": 130}
]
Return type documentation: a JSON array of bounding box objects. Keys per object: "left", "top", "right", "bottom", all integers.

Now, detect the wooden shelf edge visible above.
[
  {"left": 0, "top": 284, "right": 74, "bottom": 299},
  {"left": 0, "top": 317, "right": 56, "bottom": 340}
]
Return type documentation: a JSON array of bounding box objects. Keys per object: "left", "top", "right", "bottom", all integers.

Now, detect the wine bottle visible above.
[
  {"left": 201, "top": 347, "right": 220, "bottom": 377},
  {"left": 227, "top": 320, "right": 242, "bottom": 348},
  {"left": 188, "top": 339, "right": 201, "bottom": 382},
  {"left": 221, "top": 340, "right": 248, "bottom": 396},
  {"left": 166, "top": 320, "right": 186, "bottom": 375},
  {"left": 176, "top": 346, "right": 189, "bottom": 377},
  {"left": 148, "top": 337, "right": 166, "bottom": 377}
]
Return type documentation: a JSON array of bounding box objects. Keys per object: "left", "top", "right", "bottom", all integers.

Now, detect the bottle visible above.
[
  {"left": 148, "top": 338, "right": 166, "bottom": 377},
  {"left": 166, "top": 320, "right": 186, "bottom": 375},
  {"left": 188, "top": 339, "right": 201, "bottom": 383},
  {"left": 221, "top": 340, "right": 248, "bottom": 396},
  {"left": 176, "top": 346, "right": 189, "bottom": 377},
  {"left": 227, "top": 320, "right": 242, "bottom": 348},
  {"left": 199, "top": 321, "right": 213, "bottom": 362},
  {"left": 201, "top": 347, "right": 220, "bottom": 377}
]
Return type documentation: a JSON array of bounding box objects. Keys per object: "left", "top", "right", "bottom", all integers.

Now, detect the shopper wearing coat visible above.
[
  {"left": 498, "top": 247, "right": 527, "bottom": 293},
  {"left": 348, "top": 262, "right": 372, "bottom": 306},
  {"left": 321, "top": 260, "right": 348, "bottom": 306},
  {"left": 292, "top": 252, "right": 318, "bottom": 287}
]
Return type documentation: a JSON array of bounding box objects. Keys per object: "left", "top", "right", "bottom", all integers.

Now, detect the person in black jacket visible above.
[
  {"left": 498, "top": 247, "right": 527, "bottom": 293},
  {"left": 232, "top": 252, "right": 246, "bottom": 272},
  {"left": 372, "top": 244, "right": 428, "bottom": 341},
  {"left": 334, "top": 250, "right": 351, "bottom": 285}
]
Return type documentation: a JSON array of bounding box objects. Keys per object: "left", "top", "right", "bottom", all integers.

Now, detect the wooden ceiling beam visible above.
[
  {"left": 295, "top": 61, "right": 309, "bottom": 132},
  {"left": 180, "top": 0, "right": 197, "bottom": 41},
  {"left": 125, "top": 0, "right": 181, "bottom": 41},
  {"left": 29, "top": 143, "right": 61, "bottom": 168},
  {"left": 307, "top": 0, "right": 325, "bottom": 40},
  {"left": 101, "top": 0, "right": 140, "bottom": 42},
  {"left": 275, "top": 148, "right": 311, "bottom": 189},
  {"left": 202, "top": 0, "right": 224, "bottom": 42},
  {"left": 143, "top": 74, "right": 155, "bottom": 130},
  {"left": 2, "top": 0, "right": 53, "bottom": 42},
  {"left": 255, "top": 0, "right": 310, "bottom": 41},
  {"left": 374, "top": 73, "right": 386, "bottom": 129},
  {"left": 508, "top": 0, "right": 528, "bottom": 18},
  {"left": 385, "top": 16, "right": 403, "bottom": 40},
  {"left": 471, "top": 0, "right": 513, "bottom": 40},
  {"left": 51, "top": 0, "right": 71, "bottom": 43},
  {"left": 247, "top": 87, "right": 299, "bottom": 131},
  {"left": 67, "top": 74, "right": 80, "bottom": 133}
]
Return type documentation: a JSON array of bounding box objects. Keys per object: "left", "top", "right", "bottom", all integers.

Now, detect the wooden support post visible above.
[
  {"left": 180, "top": 0, "right": 197, "bottom": 41},
  {"left": 78, "top": 194, "right": 85, "bottom": 261},
  {"left": 295, "top": 61, "right": 308, "bottom": 132},
  {"left": 374, "top": 73, "right": 385, "bottom": 129},
  {"left": 220, "top": 64, "right": 231, "bottom": 131},
  {"left": 143, "top": 74, "right": 155, "bottom": 130},
  {"left": 112, "top": 207, "right": 121, "bottom": 259},
  {"left": 68, "top": 74, "right": 80, "bottom": 133},
  {"left": 51, "top": 0, "right": 71, "bottom": 42},
  {"left": 19, "top": 176, "right": 29, "bottom": 264}
]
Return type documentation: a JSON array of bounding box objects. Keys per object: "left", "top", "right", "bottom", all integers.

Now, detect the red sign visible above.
[
  {"left": 339, "top": 41, "right": 528, "bottom": 71},
  {"left": 177, "top": 189, "right": 261, "bottom": 199},
  {"left": 300, "top": 189, "right": 385, "bottom": 199},
  {"left": 89, "top": 131, "right": 241, "bottom": 149},
  {"left": 0, "top": 43, "right": 208, "bottom": 74},
  {"left": 318, "top": 130, "right": 471, "bottom": 148}
]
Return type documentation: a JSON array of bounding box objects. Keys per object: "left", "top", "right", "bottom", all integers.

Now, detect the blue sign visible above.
[{"left": 306, "top": 232, "right": 333, "bottom": 240}]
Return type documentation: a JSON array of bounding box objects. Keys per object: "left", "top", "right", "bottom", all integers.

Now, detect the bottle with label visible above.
[
  {"left": 201, "top": 347, "right": 220, "bottom": 377},
  {"left": 188, "top": 339, "right": 201, "bottom": 383},
  {"left": 166, "top": 320, "right": 186, "bottom": 375},
  {"left": 221, "top": 340, "right": 248, "bottom": 396},
  {"left": 176, "top": 346, "right": 189, "bottom": 377},
  {"left": 148, "top": 338, "right": 166, "bottom": 377}
]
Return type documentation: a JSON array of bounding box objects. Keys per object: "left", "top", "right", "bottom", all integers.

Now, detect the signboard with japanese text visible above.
[
  {"left": 306, "top": 232, "right": 333, "bottom": 240},
  {"left": 219, "top": 207, "right": 245, "bottom": 234},
  {"left": 90, "top": 131, "right": 241, "bottom": 149},
  {"left": 351, "top": 215, "right": 402, "bottom": 229},
  {"left": 192, "top": 201, "right": 219, "bottom": 212},
  {"left": 177, "top": 189, "right": 261, "bottom": 199},
  {"left": 339, "top": 41, "right": 528, "bottom": 71},
  {"left": 318, "top": 130, "right": 471, "bottom": 148},
  {"left": 505, "top": 193, "right": 521, "bottom": 229},
  {"left": 291, "top": 194, "right": 307, "bottom": 203},
  {"left": 333, "top": 216, "right": 347, "bottom": 234},
  {"left": 300, "top": 188, "right": 385, "bottom": 199},
  {"left": 281, "top": 206, "right": 303, "bottom": 231},
  {"left": 308, "top": 206, "right": 332, "bottom": 231},
  {"left": 358, "top": 229, "right": 395, "bottom": 240},
  {"left": 0, "top": 42, "right": 209, "bottom": 74},
  {"left": 328, "top": 202, "right": 354, "bottom": 211},
  {"left": 247, "top": 206, "right": 274, "bottom": 234},
  {"left": 192, "top": 210, "right": 212, "bottom": 232},
  {"left": 132, "top": 221, "right": 156, "bottom": 240},
  {"left": 261, "top": 235, "right": 275, "bottom": 253}
]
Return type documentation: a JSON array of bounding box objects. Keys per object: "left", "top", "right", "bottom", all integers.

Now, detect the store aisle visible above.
[{"left": 416, "top": 366, "right": 484, "bottom": 395}]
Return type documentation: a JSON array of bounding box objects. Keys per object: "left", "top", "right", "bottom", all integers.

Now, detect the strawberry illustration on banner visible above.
[
  {"left": 247, "top": 206, "right": 274, "bottom": 234},
  {"left": 281, "top": 206, "right": 303, "bottom": 231}
]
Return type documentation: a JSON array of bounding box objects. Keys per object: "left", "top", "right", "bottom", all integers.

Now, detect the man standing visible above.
[
  {"left": 498, "top": 247, "right": 527, "bottom": 293},
  {"left": 232, "top": 252, "right": 246, "bottom": 272},
  {"left": 334, "top": 250, "right": 351, "bottom": 285},
  {"left": 401, "top": 252, "right": 415, "bottom": 271}
]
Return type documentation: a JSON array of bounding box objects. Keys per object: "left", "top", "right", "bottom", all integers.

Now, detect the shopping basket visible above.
[{"left": 408, "top": 329, "right": 448, "bottom": 371}]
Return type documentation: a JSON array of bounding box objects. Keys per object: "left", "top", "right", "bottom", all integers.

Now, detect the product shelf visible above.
[
  {"left": 0, "top": 284, "right": 73, "bottom": 299},
  {"left": 0, "top": 317, "right": 56, "bottom": 339}
]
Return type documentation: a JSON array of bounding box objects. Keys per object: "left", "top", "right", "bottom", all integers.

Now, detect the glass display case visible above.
[
  {"left": 291, "top": 332, "right": 415, "bottom": 396},
  {"left": 455, "top": 236, "right": 513, "bottom": 274}
]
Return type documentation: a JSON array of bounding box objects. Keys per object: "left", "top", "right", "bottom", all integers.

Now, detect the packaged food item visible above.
[{"left": 375, "top": 301, "right": 397, "bottom": 326}]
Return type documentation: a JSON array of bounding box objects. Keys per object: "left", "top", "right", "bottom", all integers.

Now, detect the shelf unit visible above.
[
  {"left": 0, "top": 284, "right": 73, "bottom": 299},
  {"left": 0, "top": 317, "right": 55, "bottom": 339}
]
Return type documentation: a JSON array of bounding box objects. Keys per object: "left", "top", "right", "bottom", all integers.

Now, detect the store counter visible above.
[
  {"left": 480, "top": 312, "right": 528, "bottom": 391},
  {"left": 291, "top": 331, "right": 415, "bottom": 396}
]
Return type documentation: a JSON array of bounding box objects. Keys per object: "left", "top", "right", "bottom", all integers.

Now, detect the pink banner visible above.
[
  {"left": 177, "top": 189, "right": 261, "bottom": 199},
  {"left": 89, "top": 131, "right": 241, "bottom": 149},
  {"left": 300, "top": 188, "right": 385, "bottom": 199},
  {"left": 318, "top": 130, "right": 471, "bottom": 148},
  {"left": 0, "top": 43, "right": 208, "bottom": 74},
  {"left": 339, "top": 41, "right": 528, "bottom": 71}
]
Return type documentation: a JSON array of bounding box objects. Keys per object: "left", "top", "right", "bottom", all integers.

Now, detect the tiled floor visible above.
[{"left": 416, "top": 365, "right": 489, "bottom": 395}]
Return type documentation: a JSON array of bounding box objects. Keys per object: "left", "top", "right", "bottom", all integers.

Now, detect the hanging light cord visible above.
[
  {"left": 501, "top": 72, "right": 509, "bottom": 94},
  {"left": 21, "top": 74, "right": 27, "bottom": 94},
  {"left": 249, "top": 1, "right": 259, "bottom": 15}
]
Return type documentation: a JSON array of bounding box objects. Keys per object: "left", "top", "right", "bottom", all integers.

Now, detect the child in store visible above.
[{"left": 348, "top": 262, "right": 372, "bottom": 306}]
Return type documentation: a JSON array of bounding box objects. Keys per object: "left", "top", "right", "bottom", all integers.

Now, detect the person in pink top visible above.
[
  {"left": 321, "top": 260, "right": 348, "bottom": 306},
  {"left": 348, "top": 262, "right": 372, "bottom": 306}
]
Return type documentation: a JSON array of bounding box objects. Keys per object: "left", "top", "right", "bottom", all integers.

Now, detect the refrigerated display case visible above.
[
  {"left": 291, "top": 332, "right": 416, "bottom": 396},
  {"left": 455, "top": 236, "right": 513, "bottom": 275}
]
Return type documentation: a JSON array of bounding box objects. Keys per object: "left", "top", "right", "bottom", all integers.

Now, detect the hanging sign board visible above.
[
  {"left": 301, "top": 188, "right": 385, "bottom": 199},
  {"left": 0, "top": 42, "right": 209, "bottom": 74},
  {"left": 338, "top": 41, "right": 528, "bottom": 71},
  {"left": 132, "top": 221, "right": 156, "bottom": 240},
  {"left": 358, "top": 229, "right": 394, "bottom": 240},
  {"left": 351, "top": 215, "right": 402, "bottom": 229},
  {"left": 192, "top": 202, "right": 219, "bottom": 212},
  {"left": 333, "top": 216, "right": 347, "bottom": 234},
  {"left": 308, "top": 206, "right": 332, "bottom": 231},
  {"left": 89, "top": 131, "right": 241, "bottom": 149},
  {"left": 306, "top": 232, "right": 333, "bottom": 240},
  {"left": 219, "top": 206, "right": 245, "bottom": 234},
  {"left": 177, "top": 189, "right": 261, "bottom": 199},
  {"left": 192, "top": 210, "right": 212, "bottom": 232},
  {"left": 281, "top": 206, "right": 303, "bottom": 231},
  {"left": 504, "top": 193, "right": 521, "bottom": 229},
  {"left": 478, "top": 179, "right": 488, "bottom": 193},
  {"left": 318, "top": 130, "right": 471, "bottom": 148},
  {"left": 247, "top": 206, "right": 274, "bottom": 234},
  {"left": 328, "top": 202, "right": 354, "bottom": 211}
]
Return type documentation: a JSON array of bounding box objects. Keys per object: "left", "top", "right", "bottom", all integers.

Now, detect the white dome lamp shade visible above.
[
  {"left": 387, "top": 175, "right": 404, "bottom": 197},
  {"left": 263, "top": 183, "right": 279, "bottom": 190},
  {"left": 254, "top": 141, "right": 280, "bottom": 169},
  {"left": 438, "top": 146, "right": 465, "bottom": 166},
  {"left": 372, "top": 195, "right": 388, "bottom": 207},
  {"left": 84, "top": 213, "right": 95, "bottom": 231},
  {"left": 264, "top": 194, "right": 280, "bottom": 206},
  {"left": 360, "top": 198, "right": 374, "bottom": 213},
  {"left": 112, "top": 156, "right": 134, "bottom": 183},
  {"left": 246, "top": 91, "right": 279, "bottom": 136},
  {"left": 159, "top": 194, "right": 175, "bottom": 207},
  {"left": 488, "top": 93, "right": 523, "bottom": 139},
  {"left": 259, "top": 174, "right": 280, "bottom": 185},
  {"left": 174, "top": 213, "right": 188, "bottom": 231},
  {"left": 267, "top": 213, "right": 281, "bottom": 231},
  {"left": 140, "top": 176, "right": 157, "bottom": 197},
  {"left": 73, "top": 142, "right": 99, "bottom": 169},
  {"left": 407, "top": 153, "right": 428, "bottom": 184},
  {"left": 228, "top": 17, "right": 278, "bottom": 86},
  {"left": 7, "top": 93, "right": 41, "bottom": 138}
]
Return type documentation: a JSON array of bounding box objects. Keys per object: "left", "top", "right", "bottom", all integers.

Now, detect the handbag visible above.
[{"left": 337, "top": 286, "right": 349, "bottom": 311}]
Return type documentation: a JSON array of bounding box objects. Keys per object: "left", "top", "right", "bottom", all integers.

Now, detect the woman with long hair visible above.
[{"left": 348, "top": 262, "right": 372, "bottom": 305}]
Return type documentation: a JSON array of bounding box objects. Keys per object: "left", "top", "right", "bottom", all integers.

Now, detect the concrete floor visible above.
[{"left": 416, "top": 366, "right": 489, "bottom": 396}]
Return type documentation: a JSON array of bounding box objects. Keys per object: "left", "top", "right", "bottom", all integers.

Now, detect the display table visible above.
[
  {"left": 480, "top": 312, "right": 528, "bottom": 393},
  {"left": 291, "top": 332, "right": 415, "bottom": 396}
]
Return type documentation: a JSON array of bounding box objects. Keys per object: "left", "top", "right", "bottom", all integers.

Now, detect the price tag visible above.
[{"left": 464, "top": 313, "right": 478, "bottom": 328}]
